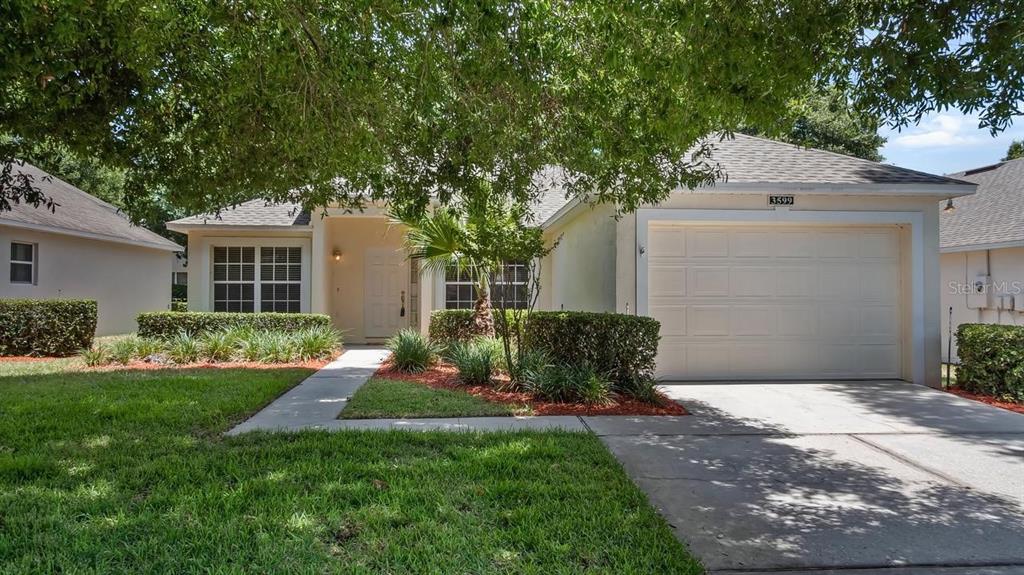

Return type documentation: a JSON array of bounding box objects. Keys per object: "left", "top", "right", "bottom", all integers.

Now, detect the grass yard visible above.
[
  {"left": 341, "top": 377, "right": 530, "bottom": 419},
  {"left": 0, "top": 359, "right": 701, "bottom": 574}
]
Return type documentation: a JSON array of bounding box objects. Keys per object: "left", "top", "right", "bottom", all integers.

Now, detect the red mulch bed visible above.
[
  {"left": 947, "top": 386, "right": 1024, "bottom": 415},
  {"left": 375, "top": 363, "right": 688, "bottom": 416}
]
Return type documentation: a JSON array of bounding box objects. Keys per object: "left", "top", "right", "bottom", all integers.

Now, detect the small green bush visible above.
[
  {"left": 134, "top": 337, "right": 163, "bottom": 359},
  {"left": 200, "top": 330, "right": 237, "bottom": 362},
  {"left": 448, "top": 337, "right": 503, "bottom": 385},
  {"left": 525, "top": 311, "right": 660, "bottom": 386},
  {"left": 81, "top": 345, "right": 110, "bottom": 367},
  {"left": 137, "top": 311, "right": 331, "bottom": 339},
  {"left": 109, "top": 336, "right": 142, "bottom": 365},
  {"left": 428, "top": 310, "right": 522, "bottom": 349},
  {"left": 166, "top": 332, "right": 200, "bottom": 364},
  {"left": 0, "top": 299, "right": 97, "bottom": 357},
  {"left": 523, "top": 363, "right": 614, "bottom": 405},
  {"left": 293, "top": 325, "right": 343, "bottom": 361},
  {"left": 956, "top": 323, "right": 1024, "bottom": 402},
  {"left": 387, "top": 329, "right": 438, "bottom": 372},
  {"left": 170, "top": 300, "right": 188, "bottom": 312}
]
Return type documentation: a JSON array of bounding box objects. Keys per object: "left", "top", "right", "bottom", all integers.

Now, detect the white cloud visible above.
[{"left": 888, "top": 113, "right": 985, "bottom": 149}]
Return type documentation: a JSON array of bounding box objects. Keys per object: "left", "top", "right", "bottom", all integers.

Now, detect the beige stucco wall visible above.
[
  {"left": 540, "top": 191, "right": 944, "bottom": 386},
  {"left": 0, "top": 224, "right": 173, "bottom": 335},
  {"left": 940, "top": 247, "right": 1024, "bottom": 362},
  {"left": 319, "top": 216, "right": 408, "bottom": 343}
]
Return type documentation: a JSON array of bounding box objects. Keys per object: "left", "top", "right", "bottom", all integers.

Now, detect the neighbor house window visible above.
[
  {"left": 172, "top": 272, "right": 188, "bottom": 286},
  {"left": 211, "top": 245, "right": 302, "bottom": 313},
  {"left": 259, "top": 247, "right": 301, "bottom": 312},
  {"left": 444, "top": 262, "right": 529, "bottom": 310},
  {"left": 10, "top": 242, "right": 36, "bottom": 284}
]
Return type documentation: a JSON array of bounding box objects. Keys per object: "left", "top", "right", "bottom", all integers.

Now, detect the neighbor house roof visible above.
[
  {"left": 940, "top": 157, "right": 1024, "bottom": 251},
  {"left": 167, "top": 199, "right": 311, "bottom": 230},
  {"left": 0, "top": 162, "right": 182, "bottom": 251},
  {"left": 167, "top": 134, "right": 974, "bottom": 231}
]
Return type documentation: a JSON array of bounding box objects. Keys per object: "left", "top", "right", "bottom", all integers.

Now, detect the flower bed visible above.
[
  {"left": 375, "top": 362, "right": 687, "bottom": 416},
  {"left": 946, "top": 386, "right": 1024, "bottom": 415}
]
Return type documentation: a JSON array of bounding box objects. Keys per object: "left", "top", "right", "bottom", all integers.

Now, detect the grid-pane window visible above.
[
  {"left": 260, "top": 247, "right": 301, "bottom": 312},
  {"left": 212, "top": 246, "right": 255, "bottom": 312},
  {"left": 444, "top": 262, "right": 529, "bottom": 310},
  {"left": 10, "top": 242, "right": 35, "bottom": 284}
]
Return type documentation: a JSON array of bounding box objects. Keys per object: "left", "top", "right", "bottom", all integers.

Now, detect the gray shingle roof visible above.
[
  {"left": 1, "top": 162, "right": 182, "bottom": 251},
  {"left": 940, "top": 158, "right": 1024, "bottom": 250},
  {"left": 700, "top": 133, "right": 970, "bottom": 186},
  {"left": 169, "top": 134, "right": 970, "bottom": 230},
  {"left": 168, "top": 199, "right": 311, "bottom": 228}
]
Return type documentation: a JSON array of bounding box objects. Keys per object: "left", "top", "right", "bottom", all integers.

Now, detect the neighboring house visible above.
[
  {"left": 1, "top": 162, "right": 183, "bottom": 335},
  {"left": 172, "top": 253, "right": 188, "bottom": 288},
  {"left": 168, "top": 134, "right": 974, "bottom": 386},
  {"left": 939, "top": 157, "right": 1024, "bottom": 362}
]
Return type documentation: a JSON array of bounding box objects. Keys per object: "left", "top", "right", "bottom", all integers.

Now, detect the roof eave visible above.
[
  {"left": 0, "top": 219, "right": 183, "bottom": 251},
  {"left": 166, "top": 222, "right": 313, "bottom": 234},
  {"left": 941, "top": 239, "right": 1024, "bottom": 253}
]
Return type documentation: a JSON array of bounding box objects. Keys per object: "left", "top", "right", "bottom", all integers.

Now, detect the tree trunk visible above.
[{"left": 470, "top": 276, "right": 495, "bottom": 338}]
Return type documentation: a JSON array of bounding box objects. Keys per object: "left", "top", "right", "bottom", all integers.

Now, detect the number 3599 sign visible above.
[{"left": 768, "top": 195, "right": 794, "bottom": 207}]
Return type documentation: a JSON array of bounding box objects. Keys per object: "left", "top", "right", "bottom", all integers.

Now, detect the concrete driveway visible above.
[{"left": 584, "top": 381, "right": 1024, "bottom": 574}]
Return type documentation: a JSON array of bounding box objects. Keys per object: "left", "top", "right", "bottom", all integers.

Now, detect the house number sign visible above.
[{"left": 768, "top": 194, "right": 795, "bottom": 207}]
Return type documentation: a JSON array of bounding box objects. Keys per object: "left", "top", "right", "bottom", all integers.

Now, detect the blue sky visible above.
[{"left": 878, "top": 111, "right": 1023, "bottom": 175}]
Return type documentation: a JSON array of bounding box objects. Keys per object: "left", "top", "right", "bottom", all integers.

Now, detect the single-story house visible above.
[
  {"left": 939, "top": 157, "right": 1024, "bottom": 362},
  {"left": 167, "top": 134, "right": 974, "bottom": 387},
  {"left": 1, "top": 162, "right": 183, "bottom": 335}
]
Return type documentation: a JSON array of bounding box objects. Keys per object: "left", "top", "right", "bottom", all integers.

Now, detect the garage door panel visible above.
[
  {"left": 648, "top": 223, "right": 902, "bottom": 380},
  {"left": 688, "top": 306, "right": 730, "bottom": 335},
  {"left": 689, "top": 267, "right": 730, "bottom": 296}
]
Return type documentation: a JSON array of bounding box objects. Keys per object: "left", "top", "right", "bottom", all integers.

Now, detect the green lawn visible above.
[
  {"left": 0, "top": 359, "right": 701, "bottom": 574},
  {"left": 341, "top": 377, "right": 531, "bottom": 419}
]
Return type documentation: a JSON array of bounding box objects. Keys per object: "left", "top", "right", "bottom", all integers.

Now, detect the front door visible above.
[{"left": 364, "top": 248, "right": 409, "bottom": 339}]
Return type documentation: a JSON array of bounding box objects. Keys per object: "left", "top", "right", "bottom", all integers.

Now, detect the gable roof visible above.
[
  {"left": 167, "top": 199, "right": 311, "bottom": 230},
  {"left": 168, "top": 134, "right": 973, "bottom": 232},
  {"left": 940, "top": 157, "right": 1024, "bottom": 251},
  {"left": 0, "top": 162, "right": 182, "bottom": 251}
]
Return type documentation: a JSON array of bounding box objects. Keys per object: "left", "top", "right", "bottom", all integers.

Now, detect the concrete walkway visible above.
[
  {"left": 598, "top": 381, "right": 1024, "bottom": 575},
  {"left": 227, "top": 347, "right": 585, "bottom": 434}
]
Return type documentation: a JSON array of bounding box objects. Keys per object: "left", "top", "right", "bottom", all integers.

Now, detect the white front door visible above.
[{"left": 364, "top": 248, "right": 409, "bottom": 339}]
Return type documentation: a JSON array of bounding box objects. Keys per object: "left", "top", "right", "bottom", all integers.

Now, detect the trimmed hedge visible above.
[
  {"left": 137, "top": 311, "right": 332, "bottom": 339},
  {"left": 525, "top": 311, "right": 660, "bottom": 384},
  {"left": 170, "top": 301, "right": 188, "bottom": 312},
  {"left": 0, "top": 299, "right": 97, "bottom": 356},
  {"left": 428, "top": 309, "right": 522, "bottom": 347},
  {"left": 956, "top": 323, "right": 1024, "bottom": 402}
]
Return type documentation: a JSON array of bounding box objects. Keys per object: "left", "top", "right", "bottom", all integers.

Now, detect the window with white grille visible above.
[
  {"left": 259, "top": 247, "right": 301, "bottom": 312},
  {"left": 444, "top": 262, "right": 528, "bottom": 310},
  {"left": 10, "top": 242, "right": 36, "bottom": 284},
  {"left": 212, "top": 246, "right": 255, "bottom": 312}
]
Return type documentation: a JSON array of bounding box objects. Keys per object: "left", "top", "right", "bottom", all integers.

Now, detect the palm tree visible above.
[{"left": 397, "top": 207, "right": 496, "bottom": 337}]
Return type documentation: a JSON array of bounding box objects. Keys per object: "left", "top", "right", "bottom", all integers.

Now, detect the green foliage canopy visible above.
[
  {"left": 1004, "top": 140, "right": 1024, "bottom": 161},
  {"left": 2, "top": 1, "right": 1020, "bottom": 218}
]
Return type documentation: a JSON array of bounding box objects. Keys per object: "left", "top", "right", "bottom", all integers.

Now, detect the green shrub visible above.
[
  {"left": 525, "top": 311, "right": 660, "bottom": 386},
  {"left": 200, "top": 330, "right": 237, "bottom": 362},
  {"left": 523, "top": 363, "right": 614, "bottom": 405},
  {"left": 448, "top": 337, "right": 503, "bottom": 385},
  {"left": 170, "top": 300, "right": 188, "bottom": 312},
  {"left": 137, "top": 311, "right": 331, "bottom": 339},
  {"left": 387, "top": 329, "right": 438, "bottom": 372},
  {"left": 0, "top": 299, "right": 97, "bottom": 357},
  {"left": 428, "top": 309, "right": 522, "bottom": 349},
  {"left": 134, "top": 337, "right": 163, "bottom": 359},
  {"left": 252, "top": 331, "right": 296, "bottom": 363},
  {"left": 956, "top": 323, "right": 1024, "bottom": 402},
  {"left": 293, "top": 326, "right": 343, "bottom": 361},
  {"left": 81, "top": 345, "right": 110, "bottom": 367},
  {"left": 166, "top": 332, "right": 200, "bottom": 364},
  {"left": 109, "top": 336, "right": 142, "bottom": 365}
]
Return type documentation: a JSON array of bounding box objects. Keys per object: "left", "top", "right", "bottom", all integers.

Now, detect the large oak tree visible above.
[{"left": 2, "top": 1, "right": 1021, "bottom": 218}]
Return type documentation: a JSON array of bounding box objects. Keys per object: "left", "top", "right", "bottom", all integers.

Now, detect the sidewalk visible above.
[{"left": 227, "top": 347, "right": 587, "bottom": 435}]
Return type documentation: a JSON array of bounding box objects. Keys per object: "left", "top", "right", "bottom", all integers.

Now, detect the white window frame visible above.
[
  {"left": 172, "top": 271, "right": 188, "bottom": 286},
  {"left": 10, "top": 241, "right": 37, "bottom": 285},
  {"left": 212, "top": 246, "right": 257, "bottom": 312},
  {"left": 258, "top": 246, "right": 303, "bottom": 313},
  {"left": 443, "top": 261, "right": 530, "bottom": 310},
  {"left": 199, "top": 237, "right": 311, "bottom": 313}
]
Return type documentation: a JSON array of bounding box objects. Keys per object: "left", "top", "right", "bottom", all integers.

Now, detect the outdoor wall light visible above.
[
  {"left": 943, "top": 198, "right": 956, "bottom": 213},
  {"left": 333, "top": 249, "right": 343, "bottom": 262}
]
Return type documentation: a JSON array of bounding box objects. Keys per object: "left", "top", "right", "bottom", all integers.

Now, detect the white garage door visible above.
[{"left": 647, "top": 223, "right": 902, "bottom": 380}]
